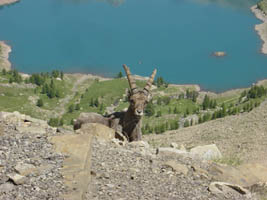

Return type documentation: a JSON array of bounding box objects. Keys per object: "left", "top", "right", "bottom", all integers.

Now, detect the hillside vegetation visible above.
[
  {"left": 257, "top": 0, "right": 267, "bottom": 13},
  {"left": 0, "top": 69, "right": 266, "bottom": 134}
]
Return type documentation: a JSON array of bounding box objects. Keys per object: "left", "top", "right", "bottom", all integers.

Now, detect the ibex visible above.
[{"left": 74, "top": 64, "right": 157, "bottom": 142}]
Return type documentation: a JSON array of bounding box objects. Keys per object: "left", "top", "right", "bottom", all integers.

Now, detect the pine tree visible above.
[
  {"left": 202, "top": 95, "right": 210, "bottom": 110},
  {"left": 36, "top": 99, "right": 44, "bottom": 107},
  {"left": 59, "top": 118, "right": 64, "bottom": 126},
  {"left": 68, "top": 104, "right": 75, "bottom": 113},
  {"left": 60, "top": 71, "right": 64, "bottom": 80},
  {"left": 116, "top": 71, "right": 123, "bottom": 78},
  {"left": 94, "top": 98, "right": 99, "bottom": 107},
  {"left": 156, "top": 111, "right": 162, "bottom": 117},
  {"left": 145, "top": 102, "right": 155, "bottom": 117},
  {"left": 75, "top": 104, "right": 80, "bottom": 111}
]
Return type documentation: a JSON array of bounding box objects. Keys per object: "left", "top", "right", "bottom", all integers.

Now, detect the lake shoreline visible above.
[
  {"left": 0, "top": 41, "right": 12, "bottom": 71},
  {"left": 251, "top": 5, "right": 267, "bottom": 54},
  {"left": 1, "top": 40, "right": 266, "bottom": 95},
  {"left": 0, "top": 0, "right": 19, "bottom": 7}
]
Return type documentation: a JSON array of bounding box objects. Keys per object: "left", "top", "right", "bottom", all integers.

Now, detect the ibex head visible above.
[{"left": 123, "top": 64, "right": 157, "bottom": 117}]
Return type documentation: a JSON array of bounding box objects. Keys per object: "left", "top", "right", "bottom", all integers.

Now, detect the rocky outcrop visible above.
[
  {"left": 0, "top": 41, "right": 12, "bottom": 70},
  {"left": 0, "top": 117, "right": 66, "bottom": 199},
  {"left": 251, "top": 5, "right": 267, "bottom": 54},
  {"left": 75, "top": 123, "right": 115, "bottom": 141},
  {"left": 0, "top": 0, "right": 19, "bottom": 6},
  {"left": 0, "top": 111, "right": 265, "bottom": 199},
  {"left": 190, "top": 144, "right": 222, "bottom": 160},
  {"left": 87, "top": 138, "right": 257, "bottom": 200},
  {"left": 0, "top": 111, "right": 56, "bottom": 135},
  {"left": 49, "top": 134, "right": 93, "bottom": 200}
]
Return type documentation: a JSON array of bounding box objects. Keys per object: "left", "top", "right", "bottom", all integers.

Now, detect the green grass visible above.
[
  {"left": 62, "top": 79, "right": 146, "bottom": 124},
  {"left": 213, "top": 155, "right": 243, "bottom": 166}
]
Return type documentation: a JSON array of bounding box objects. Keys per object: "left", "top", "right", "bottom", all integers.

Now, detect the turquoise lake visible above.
[{"left": 0, "top": 0, "right": 265, "bottom": 91}]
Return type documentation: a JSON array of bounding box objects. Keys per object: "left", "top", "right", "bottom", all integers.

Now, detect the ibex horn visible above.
[
  {"left": 123, "top": 64, "right": 138, "bottom": 93},
  {"left": 144, "top": 69, "right": 157, "bottom": 93}
]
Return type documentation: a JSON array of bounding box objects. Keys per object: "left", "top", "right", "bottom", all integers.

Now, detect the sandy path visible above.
[{"left": 55, "top": 75, "right": 92, "bottom": 116}]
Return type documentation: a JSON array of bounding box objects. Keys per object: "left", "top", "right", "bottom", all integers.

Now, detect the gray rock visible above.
[
  {"left": 156, "top": 147, "right": 188, "bottom": 156},
  {"left": 77, "top": 123, "right": 115, "bottom": 141},
  {"left": 163, "top": 160, "right": 189, "bottom": 175},
  {"left": 111, "top": 138, "right": 125, "bottom": 146},
  {"left": 128, "top": 141, "right": 149, "bottom": 149},
  {"left": 170, "top": 142, "right": 178, "bottom": 149},
  {"left": 209, "top": 182, "right": 251, "bottom": 198},
  {"left": 190, "top": 144, "right": 222, "bottom": 160},
  {"left": 0, "top": 183, "right": 15, "bottom": 192},
  {"left": 15, "top": 163, "right": 37, "bottom": 176},
  {"left": 8, "top": 174, "right": 27, "bottom": 185}
]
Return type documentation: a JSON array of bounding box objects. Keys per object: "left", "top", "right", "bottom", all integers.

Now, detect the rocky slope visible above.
[
  {"left": 145, "top": 99, "right": 267, "bottom": 164},
  {"left": 0, "top": 112, "right": 66, "bottom": 200},
  {"left": 1, "top": 110, "right": 267, "bottom": 199},
  {"left": 87, "top": 139, "right": 257, "bottom": 200}
]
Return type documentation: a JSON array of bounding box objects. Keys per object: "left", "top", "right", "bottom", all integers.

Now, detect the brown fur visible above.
[{"left": 73, "top": 65, "right": 156, "bottom": 142}]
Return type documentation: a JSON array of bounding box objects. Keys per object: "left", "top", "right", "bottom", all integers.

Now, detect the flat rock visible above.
[
  {"left": 209, "top": 182, "right": 251, "bottom": 198},
  {"left": 209, "top": 162, "right": 267, "bottom": 188},
  {"left": 8, "top": 174, "right": 26, "bottom": 185},
  {"left": 164, "top": 160, "right": 188, "bottom": 175},
  {"left": 170, "top": 142, "right": 178, "bottom": 149},
  {"left": 76, "top": 123, "right": 115, "bottom": 141},
  {"left": 16, "top": 126, "right": 47, "bottom": 135},
  {"left": 49, "top": 134, "right": 93, "bottom": 200},
  {"left": 15, "top": 163, "right": 37, "bottom": 176},
  {"left": 190, "top": 144, "right": 222, "bottom": 160},
  {"left": 156, "top": 147, "right": 188, "bottom": 156},
  {"left": 128, "top": 141, "right": 149, "bottom": 148}
]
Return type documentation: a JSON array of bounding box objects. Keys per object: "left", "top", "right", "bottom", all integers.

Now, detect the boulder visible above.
[
  {"left": 128, "top": 141, "right": 149, "bottom": 149},
  {"left": 8, "top": 174, "right": 27, "bottom": 185},
  {"left": 156, "top": 147, "right": 191, "bottom": 157},
  {"left": 209, "top": 182, "right": 251, "bottom": 198},
  {"left": 209, "top": 162, "right": 267, "bottom": 188},
  {"left": 170, "top": 142, "right": 178, "bottom": 149},
  {"left": 15, "top": 163, "right": 37, "bottom": 176},
  {"left": 0, "top": 111, "right": 54, "bottom": 135},
  {"left": 190, "top": 144, "right": 222, "bottom": 160},
  {"left": 76, "top": 123, "right": 115, "bottom": 141},
  {"left": 73, "top": 112, "right": 109, "bottom": 130},
  {"left": 163, "top": 160, "right": 188, "bottom": 175},
  {"left": 49, "top": 134, "right": 93, "bottom": 200}
]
